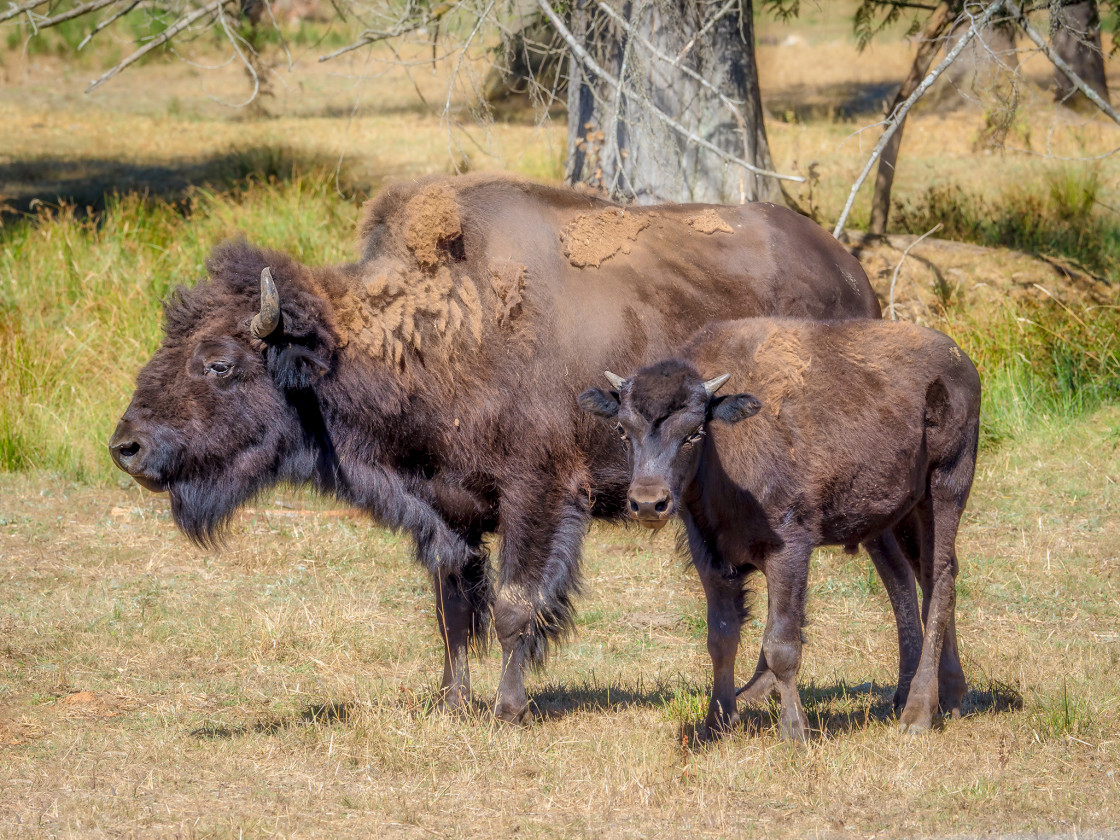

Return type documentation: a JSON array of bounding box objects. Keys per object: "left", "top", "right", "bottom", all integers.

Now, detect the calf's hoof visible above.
[
  {"left": 699, "top": 709, "right": 740, "bottom": 742},
  {"left": 779, "top": 710, "right": 810, "bottom": 744},
  {"left": 493, "top": 700, "right": 533, "bottom": 726}
]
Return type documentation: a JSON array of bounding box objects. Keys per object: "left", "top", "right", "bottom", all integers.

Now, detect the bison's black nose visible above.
[{"left": 109, "top": 420, "right": 167, "bottom": 492}]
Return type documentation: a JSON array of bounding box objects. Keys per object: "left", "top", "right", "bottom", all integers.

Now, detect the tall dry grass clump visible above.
[{"left": 0, "top": 160, "right": 361, "bottom": 482}]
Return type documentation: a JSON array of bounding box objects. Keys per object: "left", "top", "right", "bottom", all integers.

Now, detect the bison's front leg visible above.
[
  {"left": 433, "top": 546, "right": 491, "bottom": 712},
  {"left": 492, "top": 478, "right": 590, "bottom": 724}
]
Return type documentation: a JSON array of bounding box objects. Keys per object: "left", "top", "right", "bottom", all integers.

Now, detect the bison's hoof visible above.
[
  {"left": 897, "top": 707, "right": 933, "bottom": 733},
  {"left": 436, "top": 687, "right": 474, "bottom": 717},
  {"left": 494, "top": 701, "right": 532, "bottom": 726}
]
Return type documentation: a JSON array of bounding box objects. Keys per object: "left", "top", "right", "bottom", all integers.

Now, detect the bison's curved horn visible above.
[
  {"left": 250, "top": 267, "right": 281, "bottom": 339},
  {"left": 702, "top": 373, "right": 731, "bottom": 396},
  {"left": 604, "top": 371, "right": 626, "bottom": 391}
]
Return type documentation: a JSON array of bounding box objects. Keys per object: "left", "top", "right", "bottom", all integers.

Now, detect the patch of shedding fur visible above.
[
  {"left": 687, "top": 209, "right": 734, "bottom": 235},
  {"left": 489, "top": 260, "right": 527, "bottom": 327},
  {"left": 561, "top": 209, "right": 650, "bottom": 268},
  {"left": 330, "top": 264, "right": 480, "bottom": 367},
  {"left": 751, "top": 327, "right": 812, "bottom": 417},
  {"left": 403, "top": 184, "right": 462, "bottom": 267}
]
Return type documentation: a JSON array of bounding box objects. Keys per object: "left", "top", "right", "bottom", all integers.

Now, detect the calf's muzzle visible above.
[{"left": 628, "top": 480, "right": 674, "bottom": 529}]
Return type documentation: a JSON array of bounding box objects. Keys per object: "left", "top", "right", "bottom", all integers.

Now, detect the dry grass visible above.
[{"left": 1, "top": 408, "right": 1118, "bottom": 838}]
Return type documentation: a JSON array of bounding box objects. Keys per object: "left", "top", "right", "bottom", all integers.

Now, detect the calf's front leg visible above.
[{"left": 694, "top": 554, "right": 747, "bottom": 737}]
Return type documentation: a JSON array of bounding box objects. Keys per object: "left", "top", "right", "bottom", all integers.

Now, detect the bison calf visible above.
[{"left": 579, "top": 318, "right": 981, "bottom": 740}]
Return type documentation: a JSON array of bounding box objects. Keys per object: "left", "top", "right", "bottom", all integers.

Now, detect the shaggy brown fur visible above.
[
  {"left": 111, "top": 173, "right": 881, "bottom": 726},
  {"left": 580, "top": 318, "right": 981, "bottom": 740}
]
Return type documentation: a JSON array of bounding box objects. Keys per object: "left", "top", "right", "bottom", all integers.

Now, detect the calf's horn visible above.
[
  {"left": 604, "top": 371, "right": 626, "bottom": 390},
  {"left": 702, "top": 373, "right": 731, "bottom": 396},
  {"left": 251, "top": 267, "right": 281, "bottom": 339}
]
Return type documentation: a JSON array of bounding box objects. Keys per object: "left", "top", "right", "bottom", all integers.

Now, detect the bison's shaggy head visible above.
[
  {"left": 578, "top": 362, "right": 760, "bottom": 529},
  {"left": 109, "top": 241, "right": 340, "bottom": 545}
]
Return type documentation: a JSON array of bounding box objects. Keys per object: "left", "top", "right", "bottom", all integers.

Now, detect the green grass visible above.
[
  {"left": 2, "top": 158, "right": 1118, "bottom": 484},
  {"left": 892, "top": 165, "right": 1120, "bottom": 279}
]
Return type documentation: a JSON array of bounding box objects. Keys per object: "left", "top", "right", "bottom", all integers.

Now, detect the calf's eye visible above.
[{"left": 683, "top": 428, "right": 705, "bottom": 447}]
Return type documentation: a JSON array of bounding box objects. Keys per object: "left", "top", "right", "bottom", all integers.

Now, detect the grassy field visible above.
[{"left": 2, "top": 3, "right": 1120, "bottom": 837}]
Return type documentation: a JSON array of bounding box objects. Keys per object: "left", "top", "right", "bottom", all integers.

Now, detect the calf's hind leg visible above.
[
  {"left": 864, "top": 531, "right": 923, "bottom": 714},
  {"left": 759, "top": 542, "right": 813, "bottom": 742},
  {"left": 898, "top": 490, "right": 966, "bottom": 733}
]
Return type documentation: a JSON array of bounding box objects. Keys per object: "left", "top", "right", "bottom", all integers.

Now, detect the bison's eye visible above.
[
  {"left": 205, "top": 361, "right": 234, "bottom": 378},
  {"left": 615, "top": 423, "right": 628, "bottom": 442},
  {"left": 683, "top": 428, "right": 705, "bottom": 448}
]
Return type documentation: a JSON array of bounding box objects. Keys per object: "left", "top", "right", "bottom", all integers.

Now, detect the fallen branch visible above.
[
  {"left": 86, "top": 0, "right": 228, "bottom": 92},
  {"left": 537, "top": 0, "right": 804, "bottom": 183},
  {"left": 832, "top": 0, "right": 1007, "bottom": 239}
]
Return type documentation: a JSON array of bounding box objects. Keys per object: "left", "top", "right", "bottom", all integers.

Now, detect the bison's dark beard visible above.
[{"left": 168, "top": 475, "right": 269, "bottom": 548}]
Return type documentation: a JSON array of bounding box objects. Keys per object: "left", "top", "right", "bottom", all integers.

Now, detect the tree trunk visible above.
[
  {"left": 565, "top": 0, "right": 781, "bottom": 204},
  {"left": 868, "top": 3, "right": 954, "bottom": 236},
  {"left": 1052, "top": 0, "right": 1110, "bottom": 108}
]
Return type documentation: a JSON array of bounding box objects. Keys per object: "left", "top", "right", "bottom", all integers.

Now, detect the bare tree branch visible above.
[
  {"left": 0, "top": 0, "right": 51, "bottom": 25},
  {"left": 35, "top": 0, "right": 122, "bottom": 29},
  {"left": 888, "top": 222, "right": 941, "bottom": 319},
  {"left": 1006, "top": 0, "right": 1120, "bottom": 126},
  {"left": 318, "top": 0, "right": 460, "bottom": 63},
  {"left": 832, "top": 0, "right": 1008, "bottom": 239},
  {"left": 537, "top": 0, "right": 805, "bottom": 183},
  {"left": 86, "top": 0, "right": 228, "bottom": 93},
  {"left": 78, "top": 0, "right": 138, "bottom": 51}
]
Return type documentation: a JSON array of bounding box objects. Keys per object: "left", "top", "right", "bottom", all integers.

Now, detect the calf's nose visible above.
[{"left": 628, "top": 484, "right": 674, "bottom": 525}]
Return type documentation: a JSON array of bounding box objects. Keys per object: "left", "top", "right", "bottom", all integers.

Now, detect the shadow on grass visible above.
[
  {"left": 729, "top": 677, "right": 1025, "bottom": 742},
  {"left": 189, "top": 700, "right": 356, "bottom": 739},
  {"left": 0, "top": 145, "right": 366, "bottom": 216},
  {"left": 529, "top": 678, "right": 679, "bottom": 721},
  {"left": 765, "top": 80, "right": 900, "bottom": 123}
]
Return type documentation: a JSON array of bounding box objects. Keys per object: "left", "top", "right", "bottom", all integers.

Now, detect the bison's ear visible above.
[
  {"left": 267, "top": 343, "right": 332, "bottom": 391},
  {"left": 710, "top": 393, "right": 761, "bottom": 425},
  {"left": 578, "top": 387, "right": 621, "bottom": 419}
]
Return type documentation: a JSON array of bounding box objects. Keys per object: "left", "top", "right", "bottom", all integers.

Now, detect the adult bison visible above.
[
  {"left": 109, "top": 173, "right": 880, "bottom": 723},
  {"left": 579, "top": 318, "right": 980, "bottom": 739}
]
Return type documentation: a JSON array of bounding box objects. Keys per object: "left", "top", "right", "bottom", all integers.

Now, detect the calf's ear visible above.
[
  {"left": 267, "top": 343, "right": 332, "bottom": 391},
  {"left": 710, "top": 393, "right": 761, "bottom": 424},
  {"left": 578, "top": 388, "right": 621, "bottom": 418}
]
